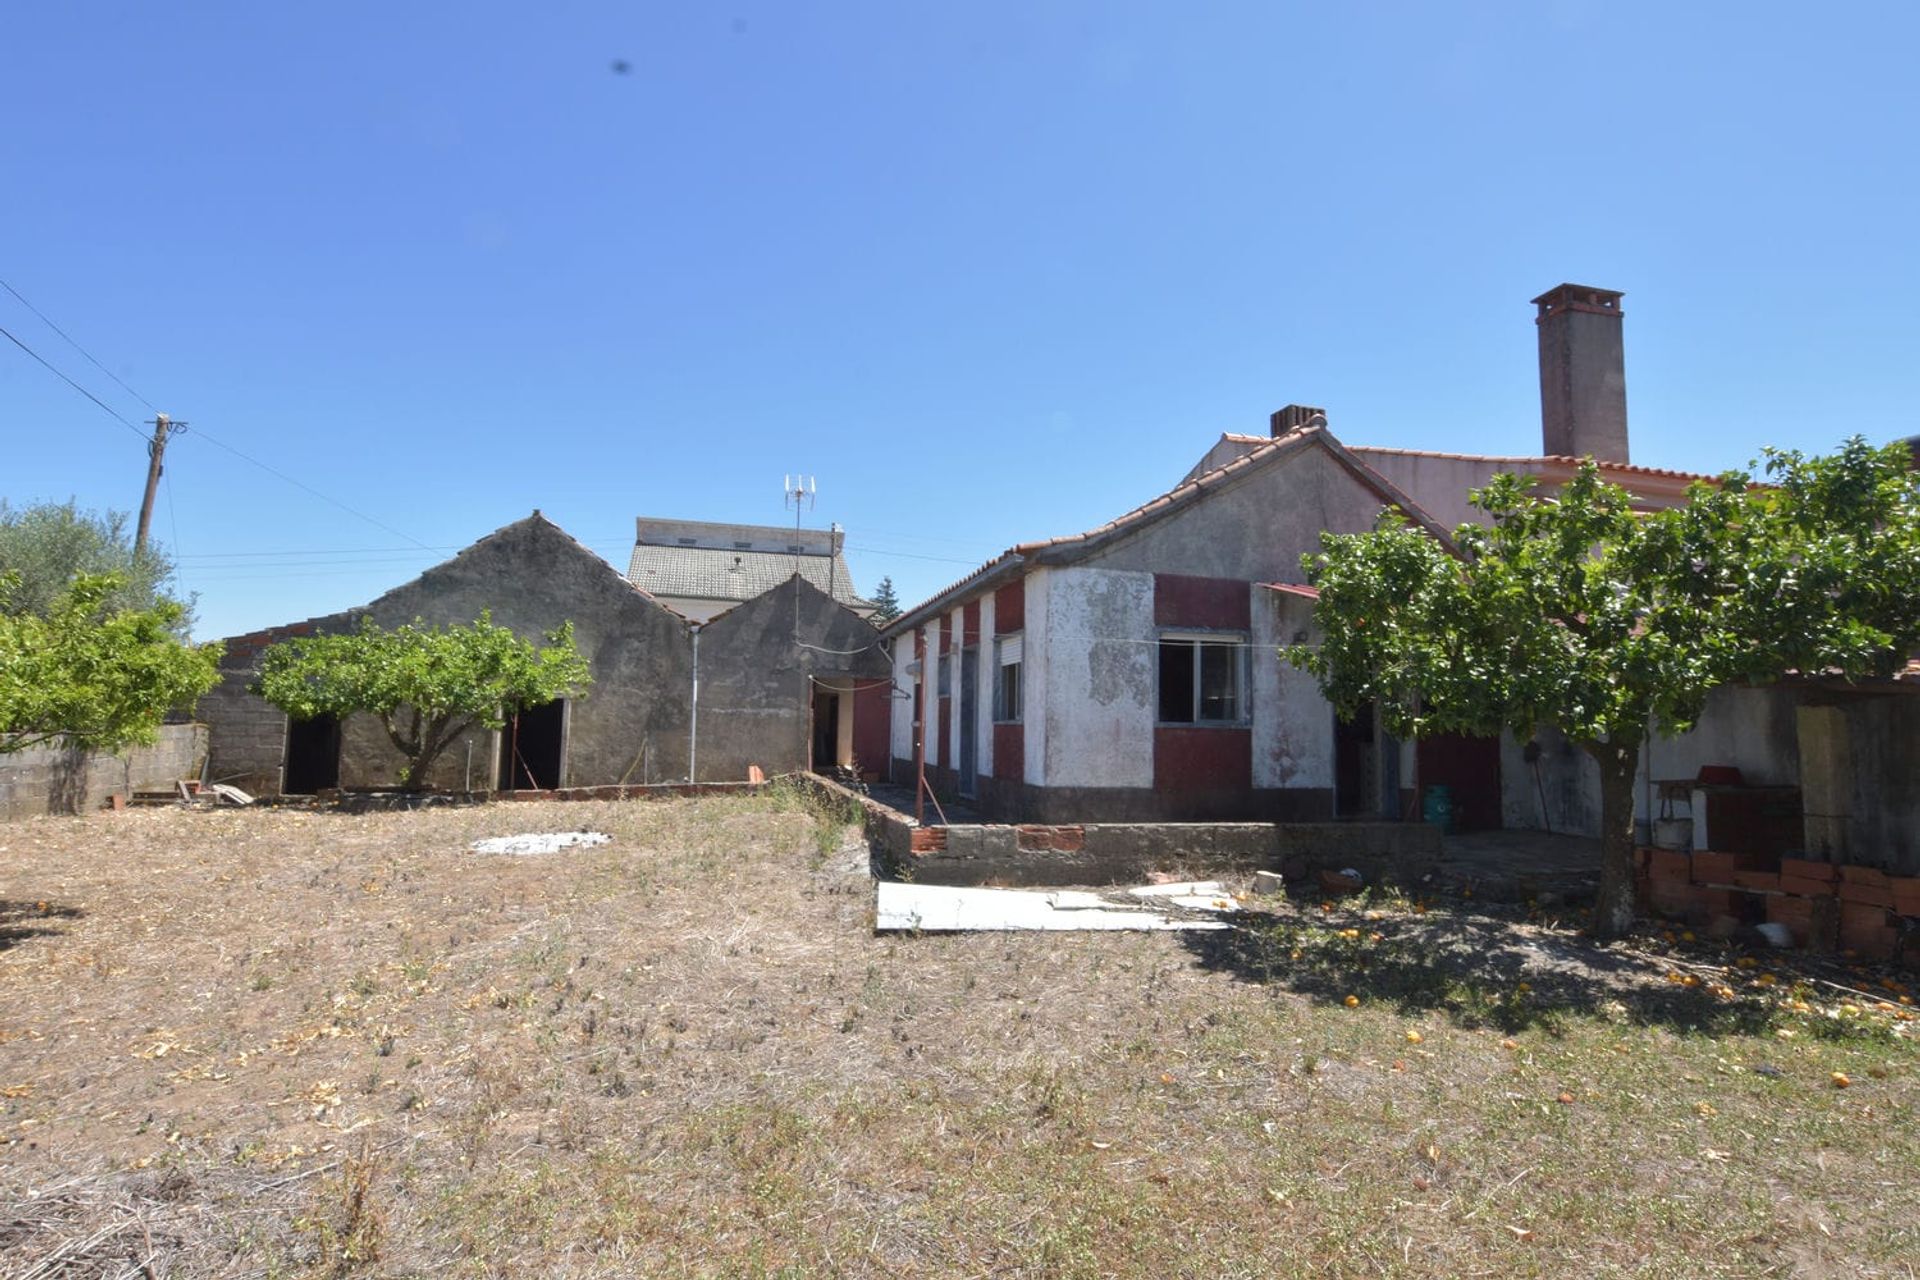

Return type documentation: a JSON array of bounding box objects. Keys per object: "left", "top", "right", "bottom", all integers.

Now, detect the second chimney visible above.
[
  {"left": 1270, "top": 404, "right": 1326, "bottom": 437},
  {"left": 1534, "top": 284, "right": 1628, "bottom": 463}
]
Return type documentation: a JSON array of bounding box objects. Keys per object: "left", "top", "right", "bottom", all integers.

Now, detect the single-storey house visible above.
[{"left": 881, "top": 285, "right": 1920, "bottom": 882}]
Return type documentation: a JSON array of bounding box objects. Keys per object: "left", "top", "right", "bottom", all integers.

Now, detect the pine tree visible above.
[{"left": 869, "top": 576, "right": 902, "bottom": 625}]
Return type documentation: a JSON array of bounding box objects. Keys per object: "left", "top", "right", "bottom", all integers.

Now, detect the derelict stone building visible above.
[{"left": 201, "top": 512, "right": 887, "bottom": 795}]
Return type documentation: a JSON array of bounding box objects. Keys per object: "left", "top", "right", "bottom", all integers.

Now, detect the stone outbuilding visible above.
[{"left": 200, "top": 512, "right": 889, "bottom": 796}]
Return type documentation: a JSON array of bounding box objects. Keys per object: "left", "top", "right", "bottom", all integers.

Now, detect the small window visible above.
[
  {"left": 733, "top": 540, "right": 753, "bottom": 549},
  {"left": 995, "top": 634, "right": 1023, "bottom": 722},
  {"left": 677, "top": 537, "right": 698, "bottom": 545},
  {"left": 1158, "top": 633, "right": 1244, "bottom": 724}
]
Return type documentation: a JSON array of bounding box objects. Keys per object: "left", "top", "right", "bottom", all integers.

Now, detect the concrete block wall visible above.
[{"left": 0, "top": 723, "right": 210, "bottom": 819}]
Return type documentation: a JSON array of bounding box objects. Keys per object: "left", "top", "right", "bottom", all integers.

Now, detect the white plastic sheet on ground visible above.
[
  {"left": 875, "top": 880, "right": 1236, "bottom": 933},
  {"left": 468, "top": 832, "right": 612, "bottom": 856}
]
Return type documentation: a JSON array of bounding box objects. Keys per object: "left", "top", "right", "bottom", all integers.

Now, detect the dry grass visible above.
[{"left": 1, "top": 795, "right": 1915, "bottom": 1278}]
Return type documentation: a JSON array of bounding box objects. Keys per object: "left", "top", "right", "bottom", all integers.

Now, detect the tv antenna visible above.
[{"left": 783, "top": 474, "right": 816, "bottom": 540}]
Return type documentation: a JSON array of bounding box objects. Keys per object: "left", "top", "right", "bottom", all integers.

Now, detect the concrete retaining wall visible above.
[{"left": 0, "top": 723, "right": 210, "bottom": 819}]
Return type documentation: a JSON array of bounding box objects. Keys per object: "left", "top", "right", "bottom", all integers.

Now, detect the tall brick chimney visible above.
[
  {"left": 1534, "top": 284, "right": 1628, "bottom": 463},
  {"left": 1270, "top": 404, "right": 1327, "bottom": 437}
]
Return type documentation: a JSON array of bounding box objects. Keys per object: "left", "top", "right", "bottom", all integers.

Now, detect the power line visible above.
[
  {"left": 182, "top": 425, "right": 434, "bottom": 549},
  {"left": 0, "top": 276, "right": 158, "bottom": 412},
  {"left": 0, "top": 320, "right": 149, "bottom": 442}
]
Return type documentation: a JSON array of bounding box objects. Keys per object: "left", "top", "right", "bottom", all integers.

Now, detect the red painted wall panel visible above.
[
  {"left": 994, "top": 578, "right": 1025, "bottom": 634},
  {"left": 992, "top": 722, "right": 1024, "bottom": 781},
  {"left": 1154, "top": 574, "right": 1251, "bottom": 629},
  {"left": 962, "top": 599, "right": 981, "bottom": 648},
  {"left": 1153, "top": 726, "right": 1252, "bottom": 793},
  {"left": 852, "top": 682, "right": 891, "bottom": 778},
  {"left": 936, "top": 698, "right": 951, "bottom": 768}
]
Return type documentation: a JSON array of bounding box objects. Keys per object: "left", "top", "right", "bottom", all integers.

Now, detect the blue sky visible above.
[{"left": 5, "top": 2, "right": 1917, "bottom": 640}]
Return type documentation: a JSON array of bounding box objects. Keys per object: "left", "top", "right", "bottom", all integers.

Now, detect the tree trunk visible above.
[{"left": 1582, "top": 736, "right": 1643, "bottom": 939}]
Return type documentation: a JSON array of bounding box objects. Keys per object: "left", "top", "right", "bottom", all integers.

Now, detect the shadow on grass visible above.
[
  {"left": 0, "top": 898, "right": 83, "bottom": 952},
  {"left": 1180, "top": 901, "right": 1784, "bottom": 1038}
]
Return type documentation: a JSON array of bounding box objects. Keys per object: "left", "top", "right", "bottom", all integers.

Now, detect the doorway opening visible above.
[
  {"left": 498, "top": 700, "right": 565, "bottom": 791},
  {"left": 1333, "top": 702, "right": 1377, "bottom": 817},
  {"left": 283, "top": 714, "right": 341, "bottom": 794},
  {"left": 812, "top": 686, "right": 841, "bottom": 772}
]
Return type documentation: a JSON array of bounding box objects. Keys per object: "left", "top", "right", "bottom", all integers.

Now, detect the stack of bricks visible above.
[{"left": 1637, "top": 845, "right": 1919, "bottom": 963}]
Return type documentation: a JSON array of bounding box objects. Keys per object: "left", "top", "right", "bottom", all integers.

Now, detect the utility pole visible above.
[{"left": 134, "top": 413, "right": 186, "bottom": 559}]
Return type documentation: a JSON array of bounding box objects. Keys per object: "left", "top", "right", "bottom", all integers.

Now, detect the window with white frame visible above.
[
  {"left": 1158, "top": 632, "right": 1244, "bottom": 724},
  {"left": 994, "top": 634, "right": 1023, "bottom": 722}
]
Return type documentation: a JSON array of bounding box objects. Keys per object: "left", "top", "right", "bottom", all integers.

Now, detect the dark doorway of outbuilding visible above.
[
  {"left": 811, "top": 687, "right": 840, "bottom": 771},
  {"left": 498, "top": 700, "right": 565, "bottom": 791},
  {"left": 1333, "top": 702, "right": 1377, "bottom": 817},
  {"left": 283, "top": 714, "right": 341, "bottom": 794}
]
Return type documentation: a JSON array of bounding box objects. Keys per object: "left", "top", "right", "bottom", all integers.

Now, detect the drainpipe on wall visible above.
[{"left": 690, "top": 624, "right": 701, "bottom": 784}]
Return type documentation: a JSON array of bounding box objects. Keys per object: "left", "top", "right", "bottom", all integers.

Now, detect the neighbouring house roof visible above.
[
  {"left": 625, "top": 516, "right": 870, "bottom": 611},
  {"left": 881, "top": 425, "right": 1455, "bottom": 638},
  {"left": 1263, "top": 583, "right": 1321, "bottom": 601},
  {"left": 1341, "top": 444, "right": 1719, "bottom": 487}
]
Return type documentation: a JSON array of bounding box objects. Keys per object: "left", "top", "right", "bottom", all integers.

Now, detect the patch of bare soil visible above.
[{"left": 1, "top": 798, "right": 1914, "bottom": 1279}]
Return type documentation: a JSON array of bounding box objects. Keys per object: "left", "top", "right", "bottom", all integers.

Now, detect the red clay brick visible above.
[
  {"left": 1840, "top": 903, "right": 1897, "bottom": 959},
  {"left": 1690, "top": 851, "right": 1740, "bottom": 884},
  {"left": 1779, "top": 874, "right": 1837, "bottom": 900},
  {"left": 1781, "top": 857, "right": 1839, "bottom": 883},
  {"left": 1732, "top": 869, "right": 1781, "bottom": 893},
  {"left": 1648, "top": 849, "right": 1691, "bottom": 883},
  {"left": 1840, "top": 865, "right": 1891, "bottom": 890},
  {"left": 1891, "top": 877, "right": 1920, "bottom": 918},
  {"left": 1840, "top": 880, "right": 1896, "bottom": 910},
  {"left": 1051, "top": 826, "right": 1086, "bottom": 853}
]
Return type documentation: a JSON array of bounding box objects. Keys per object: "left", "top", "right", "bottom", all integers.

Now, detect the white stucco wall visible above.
[
  {"left": 1500, "top": 684, "right": 1803, "bottom": 838},
  {"left": 889, "top": 630, "right": 914, "bottom": 764},
  {"left": 1022, "top": 569, "right": 1050, "bottom": 787},
  {"left": 1253, "top": 590, "right": 1335, "bottom": 790},
  {"left": 947, "top": 605, "right": 964, "bottom": 771},
  {"left": 925, "top": 616, "right": 943, "bottom": 767},
  {"left": 1038, "top": 565, "right": 1156, "bottom": 789}
]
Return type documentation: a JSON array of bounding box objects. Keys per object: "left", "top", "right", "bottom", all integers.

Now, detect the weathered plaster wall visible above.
[
  {"left": 888, "top": 629, "right": 914, "bottom": 769},
  {"left": 0, "top": 723, "right": 210, "bottom": 819},
  {"left": 1023, "top": 568, "right": 1051, "bottom": 788},
  {"left": 1344, "top": 452, "right": 1508, "bottom": 533},
  {"left": 694, "top": 576, "right": 889, "bottom": 783},
  {"left": 1038, "top": 565, "right": 1156, "bottom": 789},
  {"left": 1837, "top": 696, "right": 1920, "bottom": 874},
  {"left": 1253, "top": 590, "right": 1333, "bottom": 790},
  {"left": 1082, "top": 442, "right": 1394, "bottom": 580},
  {"left": 1500, "top": 684, "right": 1804, "bottom": 839}
]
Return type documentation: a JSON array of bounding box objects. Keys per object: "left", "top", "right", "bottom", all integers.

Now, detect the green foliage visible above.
[
  {"left": 1288, "top": 437, "right": 1920, "bottom": 935},
  {"left": 0, "top": 572, "right": 223, "bottom": 754},
  {"left": 254, "top": 612, "right": 592, "bottom": 790},
  {"left": 0, "top": 499, "right": 190, "bottom": 632},
  {"left": 868, "top": 576, "right": 902, "bottom": 626}
]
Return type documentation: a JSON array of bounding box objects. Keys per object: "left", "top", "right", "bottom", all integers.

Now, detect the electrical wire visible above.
[
  {"left": 0, "top": 320, "right": 149, "bottom": 442},
  {"left": 0, "top": 276, "right": 159, "bottom": 412},
  {"left": 183, "top": 425, "right": 434, "bottom": 549}
]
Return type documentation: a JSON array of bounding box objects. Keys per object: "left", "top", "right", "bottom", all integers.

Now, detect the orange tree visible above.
[
  {"left": 255, "top": 612, "right": 591, "bottom": 791},
  {"left": 1288, "top": 438, "right": 1920, "bottom": 937}
]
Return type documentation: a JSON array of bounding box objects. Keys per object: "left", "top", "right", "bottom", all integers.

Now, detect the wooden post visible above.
[{"left": 134, "top": 413, "right": 183, "bottom": 558}]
